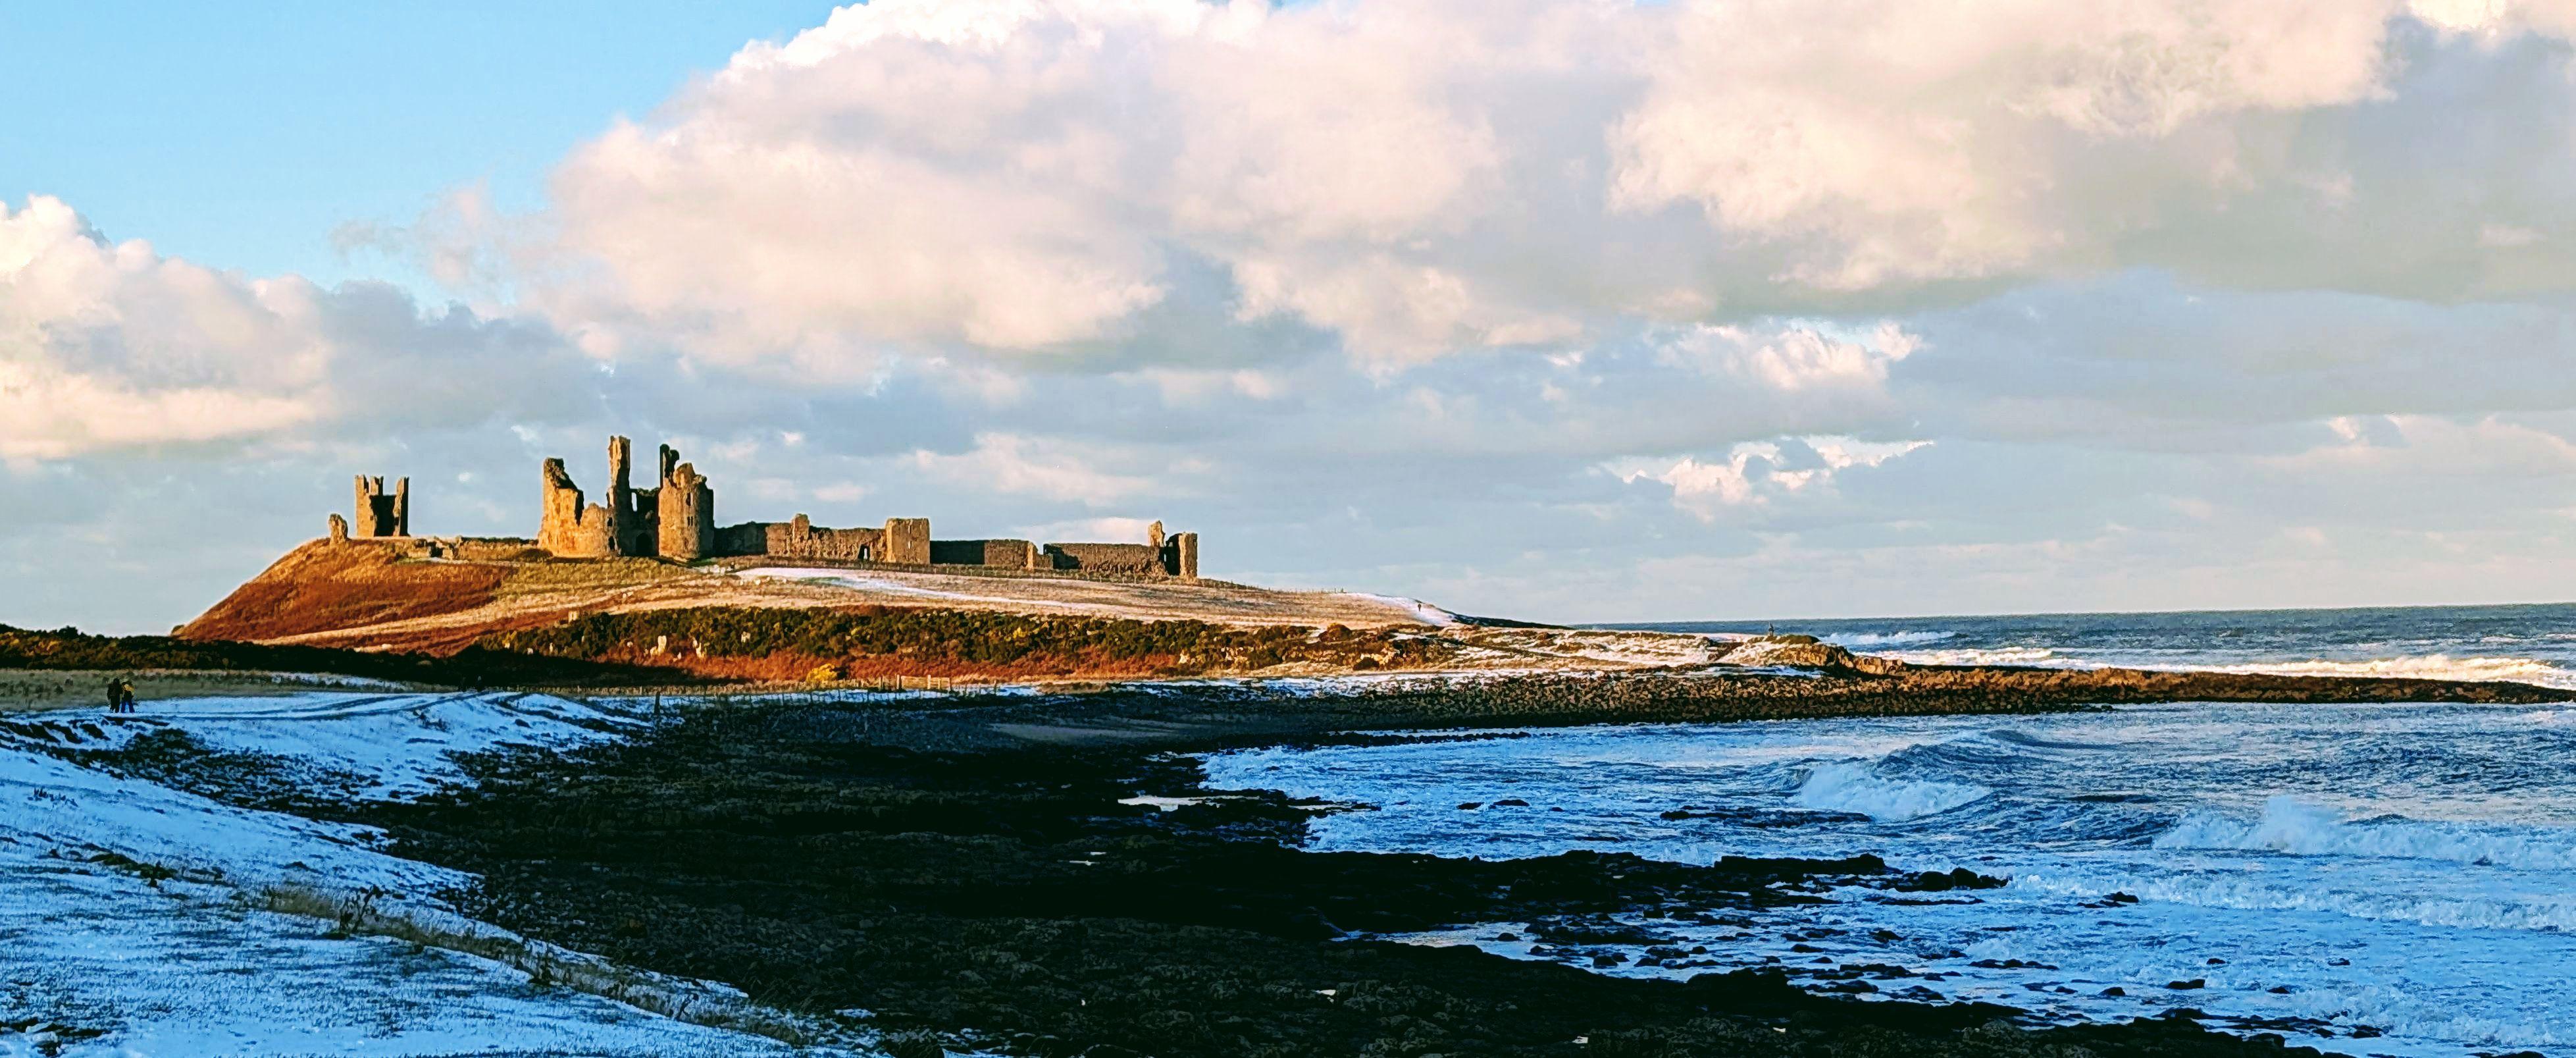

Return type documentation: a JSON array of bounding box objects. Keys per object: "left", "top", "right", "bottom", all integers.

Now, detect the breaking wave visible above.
[
  {"left": 2153, "top": 796, "right": 2576, "bottom": 872},
  {"left": 1791, "top": 761, "right": 1991, "bottom": 822},
  {"left": 2194, "top": 654, "right": 2576, "bottom": 689},
  {"left": 1818, "top": 629, "right": 1956, "bottom": 648},
  {"left": 1870, "top": 647, "right": 2576, "bottom": 689},
  {"left": 2014, "top": 869, "right": 2576, "bottom": 934},
  {"left": 1880, "top": 646, "right": 2061, "bottom": 666}
]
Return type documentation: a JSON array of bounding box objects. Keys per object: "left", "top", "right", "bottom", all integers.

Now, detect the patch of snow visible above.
[
  {"left": 0, "top": 693, "right": 871, "bottom": 1057},
  {"left": 64, "top": 691, "right": 646, "bottom": 801},
  {"left": 1341, "top": 593, "right": 1457, "bottom": 627},
  {"left": 0, "top": 855, "right": 814, "bottom": 1057},
  {"left": 736, "top": 567, "right": 988, "bottom": 600}
]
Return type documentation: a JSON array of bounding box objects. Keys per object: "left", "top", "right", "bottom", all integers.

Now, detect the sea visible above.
[{"left": 1202, "top": 604, "right": 2576, "bottom": 1057}]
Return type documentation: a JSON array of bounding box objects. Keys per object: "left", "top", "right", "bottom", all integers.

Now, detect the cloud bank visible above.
[{"left": 12, "top": 0, "right": 2576, "bottom": 629}]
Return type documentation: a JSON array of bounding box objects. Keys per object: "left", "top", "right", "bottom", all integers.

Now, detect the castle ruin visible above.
[
  {"left": 330, "top": 435, "right": 1199, "bottom": 579},
  {"left": 503, "top": 434, "right": 1198, "bottom": 579}
]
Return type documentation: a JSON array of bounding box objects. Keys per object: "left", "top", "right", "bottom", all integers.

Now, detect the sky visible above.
[{"left": 7, "top": 0, "right": 2576, "bottom": 633}]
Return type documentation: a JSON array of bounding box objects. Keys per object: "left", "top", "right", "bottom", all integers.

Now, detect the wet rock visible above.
[
  {"left": 1491, "top": 798, "right": 1529, "bottom": 807},
  {"left": 1528, "top": 917, "right": 1677, "bottom": 947},
  {"left": 2100, "top": 987, "right": 2126, "bottom": 997},
  {"left": 2165, "top": 978, "right": 2206, "bottom": 990},
  {"left": 1716, "top": 637, "right": 1910, "bottom": 675},
  {"left": 1713, "top": 853, "right": 1888, "bottom": 878},
  {"left": 1893, "top": 867, "right": 2009, "bottom": 891}
]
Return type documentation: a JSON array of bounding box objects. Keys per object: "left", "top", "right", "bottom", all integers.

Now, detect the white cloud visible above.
[
  {"left": 480, "top": 0, "right": 2576, "bottom": 377},
  {"left": 1611, "top": 434, "right": 1932, "bottom": 521},
  {"left": 1012, "top": 515, "right": 1162, "bottom": 544},
  {"left": 1, "top": 196, "right": 600, "bottom": 463},
  {"left": 1661, "top": 321, "right": 1920, "bottom": 391},
  {"left": 2275, "top": 413, "right": 2576, "bottom": 474},
  {"left": 904, "top": 432, "right": 1165, "bottom": 505},
  {"left": 1, "top": 197, "right": 328, "bottom": 458}
]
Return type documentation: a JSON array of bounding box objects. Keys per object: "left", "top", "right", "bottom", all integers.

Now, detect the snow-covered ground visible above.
[
  {"left": 1336, "top": 594, "right": 1457, "bottom": 627},
  {"left": 0, "top": 692, "right": 863, "bottom": 1057}
]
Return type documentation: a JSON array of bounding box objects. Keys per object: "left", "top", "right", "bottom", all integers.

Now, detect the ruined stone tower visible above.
[
  {"left": 657, "top": 458, "right": 715, "bottom": 562},
  {"left": 538, "top": 435, "right": 721, "bottom": 561},
  {"left": 606, "top": 435, "right": 640, "bottom": 553},
  {"left": 352, "top": 475, "right": 409, "bottom": 538}
]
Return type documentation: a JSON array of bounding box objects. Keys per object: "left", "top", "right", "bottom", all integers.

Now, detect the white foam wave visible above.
[
  {"left": 1881, "top": 646, "right": 2060, "bottom": 666},
  {"left": 2014, "top": 868, "right": 2576, "bottom": 934},
  {"left": 1792, "top": 761, "right": 1991, "bottom": 822},
  {"left": 2154, "top": 795, "right": 2576, "bottom": 871},
  {"left": 1818, "top": 629, "right": 1955, "bottom": 648},
  {"left": 1874, "top": 645, "right": 2576, "bottom": 688},
  {"left": 2194, "top": 654, "right": 2576, "bottom": 689}
]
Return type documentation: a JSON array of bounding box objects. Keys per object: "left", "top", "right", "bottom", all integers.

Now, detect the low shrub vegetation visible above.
[{"left": 480, "top": 607, "right": 1449, "bottom": 679}]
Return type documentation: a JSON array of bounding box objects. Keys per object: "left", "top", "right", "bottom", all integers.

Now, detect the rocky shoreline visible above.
[{"left": 275, "top": 667, "right": 2527, "bottom": 1057}]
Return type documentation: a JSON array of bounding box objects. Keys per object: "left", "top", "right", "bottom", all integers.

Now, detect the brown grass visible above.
[
  {"left": 492, "top": 558, "right": 698, "bottom": 598},
  {"left": 181, "top": 541, "right": 510, "bottom": 642}
]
